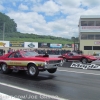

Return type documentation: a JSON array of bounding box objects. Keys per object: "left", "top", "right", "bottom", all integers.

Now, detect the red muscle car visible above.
[
  {"left": 59, "top": 52, "right": 97, "bottom": 64},
  {"left": 0, "top": 50, "right": 63, "bottom": 77}
]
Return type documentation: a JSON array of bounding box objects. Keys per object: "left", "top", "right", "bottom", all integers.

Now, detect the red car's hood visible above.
[{"left": 83, "top": 54, "right": 97, "bottom": 59}]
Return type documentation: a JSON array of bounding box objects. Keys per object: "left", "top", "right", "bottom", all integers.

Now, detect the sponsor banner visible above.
[
  {"left": 10, "top": 41, "right": 24, "bottom": 47},
  {"left": 81, "top": 26, "right": 100, "bottom": 30},
  {"left": 0, "top": 41, "right": 9, "bottom": 47},
  {"left": 38, "top": 43, "right": 50, "bottom": 48},
  {"left": 94, "top": 41, "right": 100, "bottom": 45},
  {"left": 72, "top": 43, "right": 79, "bottom": 50},
  {"left": 50, "top": 44, "right": 62, "bottom": 48},
  {"left": 24, "top": 42, "right": 38, "bottom": 48},
  {"left": 70, "top": 63, "right": 100, "bottom": 69},
  {"left": 64, "top": 44, "right": 72, "bottom": 48},
  {"left": 80, "top": 26, "right": 100, "bottom": 32}
]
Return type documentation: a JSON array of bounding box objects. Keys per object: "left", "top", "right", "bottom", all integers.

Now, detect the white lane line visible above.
[
  {"left": 58, "top": 69, "right": 100, "bottom": 76},
  {"left": 0, "top": 82, "right": 67, "bottom": 100},
  {"left": 0, "top": 92, "right": 21, "bottom": 100}
]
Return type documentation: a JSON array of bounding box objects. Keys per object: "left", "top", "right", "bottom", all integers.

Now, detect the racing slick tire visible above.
[
  {"left": 27, "top": 64, "right": 39, "bottom": 77},
  {"left": 1, "top": 63, "right": 12, "bottom": 74},
  {"left": 88, "top": 61, "right": 92, "bottom": 63},
  {"left": 47, "top": 68, "right": 57, "bottom": 73},
  {"left": 81, "top": 58, "right": 88, "bottom": 64}
]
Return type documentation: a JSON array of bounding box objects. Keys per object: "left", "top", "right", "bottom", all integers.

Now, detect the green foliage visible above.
[
  {"left": 0, "top": 12, "right": 17, "bottom": 33},
  {"left": 71, "top": 37, "right": 79, "bottom": 42},
  {"left": 3, "top": 32, "right": 73, "bottom": 44}
]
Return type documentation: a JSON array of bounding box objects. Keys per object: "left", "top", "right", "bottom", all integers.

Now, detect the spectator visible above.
[
  {"left": 8, "top": 48, "right": 14, "bottom": 53},
  {"left": 3, "top": 50, "right": 5, "bottom": 55},
  {"left": 8, "top": 48, "right": 12, "bottom": 53}
]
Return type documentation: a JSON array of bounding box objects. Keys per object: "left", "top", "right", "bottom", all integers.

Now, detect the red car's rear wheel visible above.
[
  {"left": 81, "top": 58, "right": 88, "bottom": 64},
  {"left": 1, "top": 63, "right": 12, "bottom": 74}
]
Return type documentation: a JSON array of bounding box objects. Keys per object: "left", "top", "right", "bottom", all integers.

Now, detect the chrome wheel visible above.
[
  {"left": 27, "top": 64, "right": 39, "bottom": 77},
  {"left": 82, "top": 58, "right": 87, "bottom": 64},
  {"left": 1, "top": 63, "right": 12, "bottom": 74},
  {"left": 2, "top": 64, "right": 7, "bottom": 71},
  {"left": 29, "top": 66, "right": 36, "bottom": 75}
]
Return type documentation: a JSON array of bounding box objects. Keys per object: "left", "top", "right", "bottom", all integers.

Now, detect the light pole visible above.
[
  {"left": 73, "top": 37, "right": 75, "bottom": 51},
  {"left": 72, "top": 37, "right": 75, "bottom": 51},
  {"left": 3, "top": 22, "right": 5, "bottom": 41}
]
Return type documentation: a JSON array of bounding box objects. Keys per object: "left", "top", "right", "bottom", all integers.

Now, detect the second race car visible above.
[{"left": 59, "top": 52, "right": 97, "bottom": 64}]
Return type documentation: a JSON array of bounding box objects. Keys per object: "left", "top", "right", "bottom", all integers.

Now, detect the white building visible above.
[{"left": 79, "top": 15, "right": 100, "bottom": 55}]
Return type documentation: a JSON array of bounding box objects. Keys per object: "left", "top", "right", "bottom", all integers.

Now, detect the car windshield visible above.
[
  {"left": 72, "top": 52, "right": 79, "bottom": 55},
  {"left": 21, "top": 51, "right": 38, "bottom": 57}
]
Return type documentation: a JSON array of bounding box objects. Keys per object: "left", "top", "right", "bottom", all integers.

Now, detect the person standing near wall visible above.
[
  {"left": 8, "top": 48, "right": 12, "bottom": 53},
  {"left": 3, "top": 50, "right": 5, "bottom": 55}
]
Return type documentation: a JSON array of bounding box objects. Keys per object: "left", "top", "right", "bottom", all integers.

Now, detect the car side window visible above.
[
  {"left": 68, "top": 53, "right": 73, "bottom": 56},
  {"left": 14, "top": 52, "right": 22, "bottom": 58},
  {"left": 8, "top": 52, "right": 15, "bottom": 58}
]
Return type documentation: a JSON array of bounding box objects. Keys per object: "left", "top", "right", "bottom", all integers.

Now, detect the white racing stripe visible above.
[
  {"left": 0, "top": 82, "right": 67, "bottom": 100},
  {"left": 58, "top": 69, "right": 100, "bottom": 76},
  {"left": 0, "top": 92, "right": 21, "bottom": 100}
]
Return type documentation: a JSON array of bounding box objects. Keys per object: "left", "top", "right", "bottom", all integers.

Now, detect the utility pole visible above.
[
  {"left": 74, "top": 38, "right": 75, "bottom": 51},
  {"left": 72, "top": 37, "right": 75, "bottom": 51},
  {"left": 3, "top": 22, "right": 5, "bottom": 41}
]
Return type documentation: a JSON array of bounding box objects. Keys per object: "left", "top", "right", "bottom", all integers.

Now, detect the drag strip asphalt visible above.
[{"left": 0, "top": 67, "right": 100, "bottom": 100}]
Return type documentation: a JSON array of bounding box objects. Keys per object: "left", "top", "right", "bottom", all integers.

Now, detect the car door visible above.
[
  {"left": 65, "top": 52, "right": 82, "bottom": 61},
  {"left": 71, "top": 53, "right": 82, "bottom": 61},
  {"left": 5, "top": 52, "right": 24, "bottom": 66},
  {"left": 64, "top": 52, "right": 74, "bottom": 61}
]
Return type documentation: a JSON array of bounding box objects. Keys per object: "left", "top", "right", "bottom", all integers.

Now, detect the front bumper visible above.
[
  {"left": 38, "top": 63, "right": 60, "bottom": 71},
  {"left": 88, "top": 59, "right": 97, "bottom": 62},
  {"left": 44, "top": 63, "right": 60, "bottom": 69},
  {"left": 38, "top": 60, "right": 63, "bottom": 70}
]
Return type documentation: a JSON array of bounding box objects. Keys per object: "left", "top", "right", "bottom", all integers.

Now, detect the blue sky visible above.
[{"left": 0, "top": 0, "right": 100, "bottom": 38}]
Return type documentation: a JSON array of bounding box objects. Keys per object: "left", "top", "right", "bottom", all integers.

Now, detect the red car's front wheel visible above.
[
  {"left": 27, "top": 64, "right": 39, "bottom": 77},
  {"left": 47, "top": 68, "right": 57, "bottom": 73},
  {"left": 63, "top": 58, "right": 67, "bottom": 62}
]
